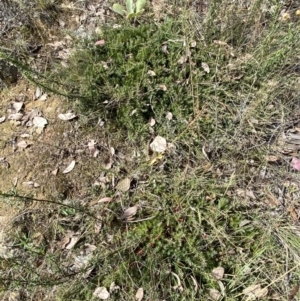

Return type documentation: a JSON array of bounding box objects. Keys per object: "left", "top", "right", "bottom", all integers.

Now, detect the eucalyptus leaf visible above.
[
  {"left": 126, "top": 0, "right": 134, "bottom": 14},
  {"left": 112, "top": 3, "right": 126, "bottom": 16},
  {"left": 135, "top": 0, "right": 146, "bottom": 13}
]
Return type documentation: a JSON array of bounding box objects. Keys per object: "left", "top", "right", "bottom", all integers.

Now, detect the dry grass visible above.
[{"left": 1, "top": 0, "right": 300, "bottom": 300}]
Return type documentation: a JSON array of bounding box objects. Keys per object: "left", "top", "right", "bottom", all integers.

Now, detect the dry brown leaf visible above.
[
  {"left": 161, "top": 44, "right": 169, "bottom": 54},
  {"left": 178, "top": 56, "right": 187, "bottom": 64},
  {"left": 93, "top": 287, "right": 110, "bottom": 300},
  {"left": 17, "top": 140, "right": 29, "bottom": 149},
  {"left": 12, "top": 102, "right": 23, "bottom": 113},
  {"left": 147, "top": 70, "right": 156, "bottom": 77},
  {"left": 171, "top": 272, "right": 183, "bottom": 291},
  {"left": 59, "top": 231, "right": 80, "bottom": 249},
  {"left": 209, "top": 288, "right": 221, "bottom": 300},
  {"left": 37, "top": 94, "right": 48, "bottom": 101},
  {"left": 150, "top": 136, "right": 167, "bottom": 153},
  {"left": 35, "top": 87, "right": 43, "bottom": 99},
  {"left": 190, "top": 41, "right": 197, "bottom": 47},
  {"left": 110, "top": 147, "right": 115, "bottom": 156},
  {"left": 13, "top": 177, "right": 18, "bottom": 187},
  {"left": 265, "top": 155, "right": 278, "bottom": 162},
  {"left": 159, "top": 84, "right": 167, "bottom": 91},
  {"left": 98, "top": 197, "right": 112, "bottom": 203},
  {"left": 88, "top": 140, "right": 96, "bottom": 151},
  {"left": 51, "top": 168, "right": 59, "bottom": 175},
  {"left": 33, "top": 116, "right": 47, "bottom": 128},
  {"left": 62, "top": 160, "right": 76, "bottom": 174},
  {"left": 201, "top": 62, "right": 210, "bottom": 73},
  {"left": 243, "top": 284, "right": 268, "bottom": 300},
  {"left": 58, "top": 112, "right": 77, "bottom": 121},
  {"left": 246, "top": 190, "right": 256, "bottom": 200},
  {"left": 110, "top": 282, "right": 120, "bottom": 293},
  {"left": 135, "top": 287, "right": 144, "bottom": 301},
  {"left": 121, "top": 206, "right": 138, "bottom": 221},
  {"left": 166, "top": 112, "right": 173, "bottom": 120},
  {"left": 149, "top": 117, "right": 156, "bottom": 127},
  {"left": 115, "top": 178, "right": 131, "bottom": 192},
  {"left": 212, "top": 267, "right": 224, "bottom": 280},
  {"left": 287, "top": 206, "right": 298, "bottom": 222}
]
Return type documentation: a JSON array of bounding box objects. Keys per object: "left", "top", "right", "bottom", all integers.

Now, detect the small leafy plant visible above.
[{"left": 112, "top": 0, "right": 146, "bottom": 19}]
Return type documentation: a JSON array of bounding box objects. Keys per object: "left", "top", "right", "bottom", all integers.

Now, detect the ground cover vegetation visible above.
[{"left": 1, "top": 0, "right": 300, "bottom": 300}]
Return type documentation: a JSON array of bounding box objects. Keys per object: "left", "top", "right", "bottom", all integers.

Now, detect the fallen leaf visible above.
[
  {"left": 37, "top": 93, "right": 48, "bottom": 101},
  {"left": 161, "top": 44, "right": 169, "bottom": 54},
  {"left": 246, "top": 190, "right": 256, "bottom": 200},
  {"left": 150, "top": 136, "right": 167, "bottom": 153},
  {"left": 149, "top": 117, "right": 156, "bottom": 127},
  {"left": 178, "top": 56, "right": 187, "bottom": 64},
  {"left": 209, "top": 288, "right": 221, "bottom": 300},
  {"left": 115, "top": 178, "right": 131, "bottom": 192},
  {"left": 93, "top": 149, "right": 100, "bottom": 157},
  {"left": 0, "top": 116, "right": 6, "bottom": 123},
  {"left": 201, "top": 62, "right": 210, "bottom": 73},
  {"left": 166, "top": 112, "right": 173, "bottom": 120},
  {"left": 159, "top": 84, "right": 167, "bottom": 91},
  {"left": 110, "top": 282, "right": 120, "bottom": 293},
  {"left": 93, "top": 287, "right": 110, "bottom": 300},
  {"left": 243, "top": 284, "right": 268, "bottom": 300},
  {"left": 212, "top": 267, "right": 224, "bottom": 280},
  {"left": 287, "top": 206, "right": 298, "bottom": 222},
  {"left": 121, "top": 205, "right": 139, "bottom": 221},
  {"left": 66, "top": 234, "right": 80, "bottom": 250},
  {"left": 147, "top": 70, "right": 156, "bottom": 77},
  {"left": 59, "top": 231, "right": 80, "bottom": 249},
  {"left": 291, "top": 157, "right": 300, "bottom": 170},
  {"left": 20, "top": 133, "right": 30, "bottom": 138},
  {"left": 265, "top": 155, "right": 278, "bottom": 162},
  {"left": 88, "top": 140, "right": 96, "bottom": 151},
  {"left": 95, "top": 39, "right": 105, "bottom": 46},
  {"left": 17, "top": 140, "right": 29, "bottom": 149},
  {"left": 58, "top": 112, "right": 77, "bottom": 121},
  {"left": 51, "top": 168, "right": 59, "bottom": 175},
  {"left": 62, "top": 160, "right": 76, "bottom": 174},
  {"left": 171, "top": 272, "right": 183, "bottom": 291},
  {"left": 135, "top": 287, "right": 144, "bottom": 301},
  {"left": 8, "top": 113, "right": 23, "bottom": 121},
  {"left": 12, "top": 102, "right": 23, "bottom": 113},
  {"left": 190, "top": 275, "right": 198, "bottom": 292},
  {"left": 33, "top": 116, "right": 47, "bottom": 128},
  {"left": 110, "top": 147, "right": 115, "bottom": 156},
  {"left": 35, "top": 87, "right": 43, "bottom": 99},
  {"left": 190, "top": 41, "right": 197, "bottom": 47},
  {"left": 98, "top": 197, "right": 112, "bottom": 203},
  {"left": 13, "top": 177, "right": 18, "bottom": 187}
]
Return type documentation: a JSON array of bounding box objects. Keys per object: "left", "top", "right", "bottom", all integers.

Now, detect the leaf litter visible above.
[
  {"left": 93, "top": 287, "right": 110, "bottom": 300},
  {"left": 115, "top": 177, "right": 131, "bottom": 192},
  {"left": 62, "top": 160, "right": 76, "bottom": 174},
  {"left": 150, "top": 136, "right": 167, "bottom": 153}
]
